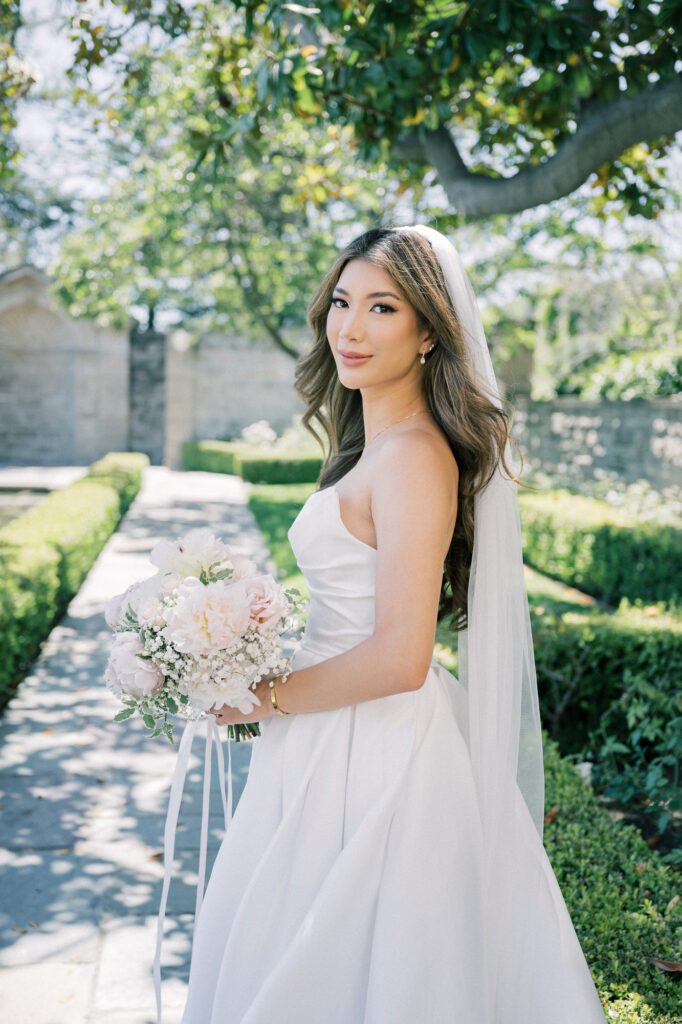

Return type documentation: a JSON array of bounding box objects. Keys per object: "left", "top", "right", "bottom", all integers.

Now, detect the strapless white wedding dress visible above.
[{"left": 181, "top": 484, "right": 607, "bottom": 1023}]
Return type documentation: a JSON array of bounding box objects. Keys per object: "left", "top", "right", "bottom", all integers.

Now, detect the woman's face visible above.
[{"left": 326, "top": 258, "right": 432, "bottom": 391}]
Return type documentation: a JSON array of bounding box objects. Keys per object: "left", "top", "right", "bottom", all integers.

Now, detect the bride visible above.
[{"left": 180, "top": 226, "right": 607, "bottom": 1022}]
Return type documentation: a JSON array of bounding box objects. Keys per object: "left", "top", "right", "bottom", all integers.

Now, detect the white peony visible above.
[
  {"left": 150, "top": 528, "right": 233, "bottom": 578},
  {"left": 218, "top": 552, "right": 258, "bottom": 580},
  {"left": 104, "top": 590, "right": 127, "bottom": 629},
  {"left": 104, "top": 573, "right": 182, "bottom": 630},
  {"left": 162, "top": 577, "right": 251, "bottom": 655},
  {"left": 179, "top": 673, "right": 262, "bottom": 714},
  {"left": 104, "top": 632, "right": 164, "bottom": 698},
  {"left": 124, "top": 575, "right": 166, "bottom": 628}
]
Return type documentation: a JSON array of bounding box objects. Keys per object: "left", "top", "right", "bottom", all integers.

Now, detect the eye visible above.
[
  {"left": 372, "top": 303, "right": 395, "bottom": 314},
  {"left": 330, "top": 296, "right": 347, "bottom": 308}
]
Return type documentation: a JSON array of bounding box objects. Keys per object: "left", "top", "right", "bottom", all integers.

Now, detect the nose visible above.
[{"left": 337, "top": 304, "right": 365, "bottom": 344}]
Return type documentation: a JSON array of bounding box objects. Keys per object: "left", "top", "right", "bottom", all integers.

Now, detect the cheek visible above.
[{"left": 326, "top": 310, "right": 338, "bottom": 342}]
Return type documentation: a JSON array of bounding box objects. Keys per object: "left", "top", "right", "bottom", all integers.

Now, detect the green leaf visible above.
[{"left": 114, "top": 707, "right": 136, "bottom": 721}]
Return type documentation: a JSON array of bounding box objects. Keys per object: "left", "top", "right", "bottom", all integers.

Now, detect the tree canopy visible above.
[
  {"left": 53, "top": 38, "right": 412, "bottom": 352},
  {"left": 0, "top": 0, "right": 36, "bottom": 179},
  {"left": 67, "top": 0, "right": 682, "bottom": 219}
]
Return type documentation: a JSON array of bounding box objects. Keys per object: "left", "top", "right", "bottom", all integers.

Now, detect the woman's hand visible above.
[{"left": 209, "top": 679, "right": 277, "bottom": 727}]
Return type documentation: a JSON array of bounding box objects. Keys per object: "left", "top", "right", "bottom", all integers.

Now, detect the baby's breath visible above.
[{"left": 107, "top": 550, "right": 307, "bottom": 743}]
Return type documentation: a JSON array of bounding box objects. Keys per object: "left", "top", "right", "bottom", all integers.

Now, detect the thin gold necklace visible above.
[{"left": 365, "top": 409, "right": 429, "bottom": 447}]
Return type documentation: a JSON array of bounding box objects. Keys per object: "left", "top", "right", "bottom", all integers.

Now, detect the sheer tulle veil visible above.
[{"left": 398, "top": 224, "right": 546, "bottom": 1012}]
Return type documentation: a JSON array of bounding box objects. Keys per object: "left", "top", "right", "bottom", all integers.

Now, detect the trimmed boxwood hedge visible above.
[
  {"left": 518, "top": 490, "right": 682, "bottom": 607},
  {"left": 182, "top": 440, "right": 323, "bottom": 484},
  {"left": 542, "top": 735, "right": 682, "bottom": 1023},
  {"left": 182, "top": 440, "right": 241, "bottom": 475},
  {"left": 532, "top": 600, "right": 682, "bottom": 840},
  {"left": 0, "top": 452, "right": 148, "bottom": 704},
  {"left": 531, "top": 602, "right": 682, "bottom": 751}
]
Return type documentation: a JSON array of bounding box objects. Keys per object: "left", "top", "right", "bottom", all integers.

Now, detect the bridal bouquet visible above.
[{"left": 104, "top": 528, "right": 305, "bottom": 742}]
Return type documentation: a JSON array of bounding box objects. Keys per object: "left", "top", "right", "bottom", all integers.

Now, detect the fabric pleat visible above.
[{"left": 180, "top": 487, "right": 606, "bottom": 1024}]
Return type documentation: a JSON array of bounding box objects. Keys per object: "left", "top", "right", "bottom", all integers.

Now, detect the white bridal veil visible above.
[{"left": 399, "top": 224, "right": 546, "bottom": 1013}]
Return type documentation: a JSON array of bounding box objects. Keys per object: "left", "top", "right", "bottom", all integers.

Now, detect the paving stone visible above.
[
  {"left": 0, "top": 962, "right": 96, "bottom": 1024},
  {"left": 0, "top": 468, "right": 271, "bottom": 1022},
  {"left": 91, "top": 914, "right": 192, "bottom": 1017}
]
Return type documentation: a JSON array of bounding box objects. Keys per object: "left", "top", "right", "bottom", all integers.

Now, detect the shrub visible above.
[
  {"left": 2, "top": 479, "right": 120, "bottom": 603},
  {"left": 543, "top": 735, "right": 682, "bottom": 1022},
  {"left": 183, "top": 440, "right": 322, "bottom": 484},
  {"left": 182, "top": 440, "right": 240, "bottom": 474},
  {"left": 518, "top": 490, "right": 682, "bottom": 606},
  {"left": 236, "top": 452, "right": 322, "bottom": 485},
  {"left": 88, "top": 451, "right": 148, "bottom": 515},
  {"left": 0, "top": 452, "right": 149, "bottom": 704},
  {"left": 0, "top": 541, "right": 61, "bottom": 702},
  {"left": 557, "top": 346, "right": 682, "bottom": 400},
  {"left": 531, "top": 600, "right": 682, "bottom": 849}
]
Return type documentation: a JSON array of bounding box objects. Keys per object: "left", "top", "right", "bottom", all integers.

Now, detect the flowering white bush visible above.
[
  {"left": 240, "top": 419, "right": 277, "bottom": 447},
  {"left": 104, "top": 529, "right": 306, "bottom": 742}
]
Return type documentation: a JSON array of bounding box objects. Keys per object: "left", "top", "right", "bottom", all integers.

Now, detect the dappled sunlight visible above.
[{"left": 0, "top": 468, "right": 266, "bottom": 1018}]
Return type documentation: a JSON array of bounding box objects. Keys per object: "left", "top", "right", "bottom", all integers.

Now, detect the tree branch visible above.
[
  {"left": 229, "top": 241, "right": 301, "bottom": 360},
  {"left": 393, "top": 78, "right": 682, "bottom": 218}
]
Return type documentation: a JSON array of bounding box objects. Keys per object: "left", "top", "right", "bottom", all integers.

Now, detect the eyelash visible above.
[{"left": 330, "top": 298, "right": 396, "bottom": 314}]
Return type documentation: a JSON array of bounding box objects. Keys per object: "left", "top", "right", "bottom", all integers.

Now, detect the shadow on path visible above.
[{"left": 0, "top": 468, "right": 272, "bottom": 1024}]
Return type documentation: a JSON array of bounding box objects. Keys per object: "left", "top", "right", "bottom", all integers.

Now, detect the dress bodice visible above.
[{"left": 287, "top": 484, "right": 377, "bottom": 660}]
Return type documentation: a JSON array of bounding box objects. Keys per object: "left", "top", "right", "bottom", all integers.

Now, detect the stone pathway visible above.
[{"left": 0, "top": 468, "right": 275, "bottom": 1024}]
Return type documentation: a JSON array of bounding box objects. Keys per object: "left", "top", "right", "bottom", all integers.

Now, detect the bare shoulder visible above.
[
  {"left": 370, "top": 424, "right": 459, "bottom": 496},
  {"left": 366, "top": 425, "right": 459, "bottom": 558}
]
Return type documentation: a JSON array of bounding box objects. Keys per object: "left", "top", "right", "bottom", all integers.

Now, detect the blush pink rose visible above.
[
  {"left": 242, "top": 575, "right": 290, "bottom": 633},
  {"left": 162, "top": 577, "right": 251, "bottom": 655},
  {"left": 104, "top": 632, "right": 164, "bottom": 698},
  {"left": 217, "top": 552, "right": 257, "bottom": 580}
]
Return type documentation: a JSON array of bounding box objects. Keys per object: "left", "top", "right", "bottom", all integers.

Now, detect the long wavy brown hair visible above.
[{"left": 293, "top": 227, "right": 530, "bottom": 632}]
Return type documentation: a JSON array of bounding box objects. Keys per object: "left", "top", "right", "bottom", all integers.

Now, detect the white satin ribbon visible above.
[{"left": 153, "top": 717, "right": 234, "bottom": 1024}]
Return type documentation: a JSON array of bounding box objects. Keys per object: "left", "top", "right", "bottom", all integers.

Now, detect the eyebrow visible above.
[{"left": 332, "top": 287, "right": 402, "bottom": 301}]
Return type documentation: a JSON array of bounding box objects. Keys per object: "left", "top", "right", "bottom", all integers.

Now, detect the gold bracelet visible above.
[{"left": 270, "top": 676, "right": 290, "bottom": 716}]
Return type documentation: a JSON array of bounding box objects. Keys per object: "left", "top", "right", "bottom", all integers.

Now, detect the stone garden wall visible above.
[
  {"left": 510, "top": 396, "right": 682, "bottom": 493},
  {"left": 1, "top": 266, "right": 679, "bottom": 491},
  {"left": 165, "top": 329, "right": 304, "bottom": 468},
  {"left": 0, "top": 267, "right": 129, "bottom": 466}
]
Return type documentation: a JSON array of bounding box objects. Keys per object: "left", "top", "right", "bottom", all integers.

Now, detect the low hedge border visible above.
[
  {"left": 247, "top": 482, "right": 682, "bottom": 1023},
  {"left": 518, "top": 489, "right": 682, "bottom": 607},
  {"left": 531, "top": 600, "right": 682, "bottom": 844},
  {"left": 0, "top": 452, "right": 148, "bottom": 704},
  {"left": 542, "top": 735, "right": 681, "bottom": 1024},
  {"left": 182, "top": 440, "right": 323, "bottom": 484}
]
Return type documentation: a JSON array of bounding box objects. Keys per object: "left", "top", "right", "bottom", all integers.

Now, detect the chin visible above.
[
  {"left": 335, "top": 365, "right": 371, "bottom": 390},
  {"left": 338, "top": 374, "right": 363, "bottom": 390}
]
